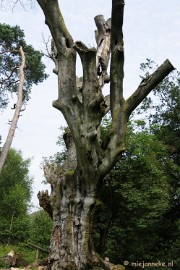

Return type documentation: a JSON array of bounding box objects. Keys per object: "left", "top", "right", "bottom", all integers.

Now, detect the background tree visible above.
[
  {"left": 0, "top": 23, "right": 47, "bottom": 172},
  {"left": 132, "top": 61, "right": 180, "bottom": 269},
  {"left": 0, "top": 148, "right": 32, "bottom": 244},
  {"left": 0, "top": 45, "right": 25, "bottom": 173},
  {"left": 94, "top": 122, "right": 179, "bottom": 268},
  {"left": 28, "top": 209, "right": 52, "bottom": 251},
  {"left": 0, "top": 23, "right": 47, "bottom": 109},
  {"left": 34, "top": 1, "right": 176, "bottom": 269}
]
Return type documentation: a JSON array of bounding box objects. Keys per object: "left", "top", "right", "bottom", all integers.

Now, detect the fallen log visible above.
[{"left": 25, "top": 243, "right": 49, "bottom": 254}]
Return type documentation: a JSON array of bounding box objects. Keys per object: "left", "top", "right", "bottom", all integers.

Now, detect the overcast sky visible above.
[{"left": 1, "top": 0, "right": 180, "bottom": 211}]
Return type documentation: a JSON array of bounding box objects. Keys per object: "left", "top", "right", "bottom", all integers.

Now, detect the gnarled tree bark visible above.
[{"left": 37, "top": 1, "right": 174, "bottom": 270}]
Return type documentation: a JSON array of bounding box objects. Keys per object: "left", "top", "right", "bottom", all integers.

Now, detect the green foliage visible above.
[
  {"left": 0, "top": 257, "right": 9, "bottom": 268},
  {"left": 0, "top": 23, "right": 48, "bottom": 108},
  {"left": 151, "top": 73, "right": 180, "bottom": 166},
  {"left": 137, "top": 60, "right": 180, "bottom": 165},
  {"left": 94, "top": 129, "right": 178, "bottom": 263},
  {"left": 28, "top": 209, "right": 52, "bottom": 250},
  {"left": 0, "top": 148, "right": 32, "bottom": 244},
  {"left": 92, "top": 62, "right": 180, "bottom": 269},
  {"left": 134, "top": 61, "right": 180, "bottom": 269}
]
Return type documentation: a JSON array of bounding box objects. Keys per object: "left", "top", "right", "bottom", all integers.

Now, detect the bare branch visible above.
[
  {"left": 99, "top": 59, "right": 174, "bottom": 178},
  {"left": 0, "top": 0, "right": 35, "bottom": 11},
  {"left": 0, "top": 49, "right": 19, "bottom": 54},
  {"left": 41, "top": 34, "right": 59, "bottom": 75},
  {"left": 12, "top": 0, "right": 19, "bottom": 11},
  {"left": 0, "top": 46, "right": 25, "bottom": 173},
  {"left": 41, "top": 34, "right": 51, "bottom": 57},
  {"left": 37, "top": 0, "right": 73, "bottom": 52},
  {"left": 0, "top": 66, "right": 18, "bottom": 85},
  {"left": 126, "top": 59, "right": 175, "bottom": 115}
]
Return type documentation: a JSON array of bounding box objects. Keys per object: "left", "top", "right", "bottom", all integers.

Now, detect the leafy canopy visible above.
[
  {"left": 137, "top": 59, "right": 180, "bottom": 164},
  {"left": 28, "top": 209, "right": 52, "bottom": 250},
  {"left": 0, "top": 148, "right": 32, "bottom": 244},
  {"left": 0, "top": 23, "right": 48, "bottom": 108}
]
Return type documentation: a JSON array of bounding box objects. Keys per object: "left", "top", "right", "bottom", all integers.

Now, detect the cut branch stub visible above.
[
  {"left": 73, "top": 41, "right": 100, "bottom": 107},
  {"left": 73, "top": 41, "right": 97, "bottom": 80},
  {"left": 94, "top": 15, "right": 111, "bottom": 87},
  {"left": 37, "top": 190, "right": 53, "bottom": 219}
]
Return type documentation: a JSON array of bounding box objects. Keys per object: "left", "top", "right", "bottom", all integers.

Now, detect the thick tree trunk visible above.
[
  {"left": 38, "top": 129, "right": 124, "bottom": 270},
  {"left": 49, "top": 172, "right": 96, "bottom": 269},
  {"left": 39, "top": 166, "right": 124, "bottom": 270}
]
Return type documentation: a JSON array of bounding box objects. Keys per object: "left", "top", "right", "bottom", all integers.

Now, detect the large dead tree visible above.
[{"left": 37, "top": 1, "right": 174, "bottom": 270}]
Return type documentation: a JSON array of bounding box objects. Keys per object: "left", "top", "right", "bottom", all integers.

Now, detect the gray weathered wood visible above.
[{"left": 36, "top": 1, "right": 174, "bottom": 269}]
